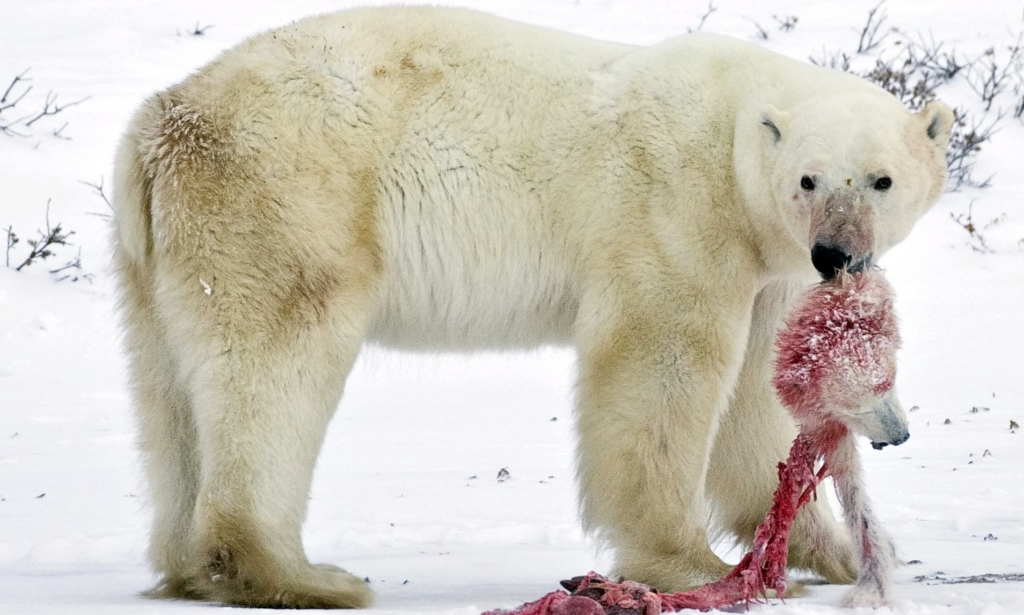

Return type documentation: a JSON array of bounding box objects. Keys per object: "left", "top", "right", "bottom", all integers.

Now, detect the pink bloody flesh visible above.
[{"left": 483, "top": 271, "right": 898, "bottom": 615}]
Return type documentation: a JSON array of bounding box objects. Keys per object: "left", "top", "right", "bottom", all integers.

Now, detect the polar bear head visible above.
[{"left": 755, "top": 92, "right": 953, "bottom": 280}]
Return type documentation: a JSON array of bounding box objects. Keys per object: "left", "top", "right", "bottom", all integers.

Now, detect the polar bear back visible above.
[{"left": 137, "top": 7, "right": 915, "bottom": 351}]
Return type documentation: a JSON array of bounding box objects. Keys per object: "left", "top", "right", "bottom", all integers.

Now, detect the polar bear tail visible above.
[{"left": 112, "top": 96, "right": 163, "bottom": 266}]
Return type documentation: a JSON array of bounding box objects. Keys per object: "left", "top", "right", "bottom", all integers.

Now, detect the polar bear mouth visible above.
[
  {"left": 811, "top": 243, "right": 873, "bottom": 280},
  {"left": 870, "top": 430, "right": 909, "bottom": 450}
]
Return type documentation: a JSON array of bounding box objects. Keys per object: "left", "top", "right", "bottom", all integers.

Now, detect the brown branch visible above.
[
  {"left": 14, "top": 200, "right": 75, "bottom": 271},
  {"left": 4, "top": 226, "right": 18, "bottom": 268},
  {"left": 79, "top": 177, "right": 113, "bottom": 210},
  {"left": 687, "top": 1, "right": 717, "bottom": 33},
  {"left": 0, "top": 68, "right": 31, "bottom": 106},
  {"left": 857, "top": 1, "right": 890, "bottom": 54},
  {"left": 23, "top": 91, "right": 91, "bottom": 128}
]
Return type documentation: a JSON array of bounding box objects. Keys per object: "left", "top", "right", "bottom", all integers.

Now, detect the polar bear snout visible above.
[
  {"left": 811, "top": 244, "right": 850, "bottom": 280},
  {"left": 811, "top": 244, "right": 872, "bottom": 281},
  {"left": 857, "top": 391, "right": 910, "bottom": 450},
  {"left": 806, "top": 189, "right": 876, "bottom": 280}
]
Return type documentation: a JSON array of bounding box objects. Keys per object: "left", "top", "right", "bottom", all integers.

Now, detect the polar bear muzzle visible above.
[
  {"left": 811, "top": 243, "right": 872, "bottom": 281},
  {"left": 809, "top": 189, "right": 875, "bottom": 280}
]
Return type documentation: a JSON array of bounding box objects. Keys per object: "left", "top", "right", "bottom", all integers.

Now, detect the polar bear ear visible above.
[
  {"left": 919, "top": 101, "right": 954, "bottom": 150},
  {"left": 761, "top": 106, "right": 789, "bottom": 145}
]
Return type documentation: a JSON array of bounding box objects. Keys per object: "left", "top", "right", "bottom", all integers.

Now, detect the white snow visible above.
[{"left": 1, "top": 1, "right": 1022, "bottom": 614}]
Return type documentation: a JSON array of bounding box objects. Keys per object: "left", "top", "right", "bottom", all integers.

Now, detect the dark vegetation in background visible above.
[{"left": 3, "top": 2, "right": 1023, "bottom": 277}]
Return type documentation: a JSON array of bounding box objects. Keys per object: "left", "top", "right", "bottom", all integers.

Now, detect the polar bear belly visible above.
[{"left": 367, "top": 151, "right": 579, "bottom": 350}]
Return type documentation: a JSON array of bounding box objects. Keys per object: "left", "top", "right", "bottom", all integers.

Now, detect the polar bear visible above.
[{"left": 112, "top": 6, "right": 952, "bottom": 609}]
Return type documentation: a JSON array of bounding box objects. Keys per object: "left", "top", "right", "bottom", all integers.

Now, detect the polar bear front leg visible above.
[{"left": 574, "top": 287, "right": 752, "bottom": 591}]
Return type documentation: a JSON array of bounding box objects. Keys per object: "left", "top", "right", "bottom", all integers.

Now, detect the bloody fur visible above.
[{"left": 483, "top": 270, "right": 900, "bottom": 614}]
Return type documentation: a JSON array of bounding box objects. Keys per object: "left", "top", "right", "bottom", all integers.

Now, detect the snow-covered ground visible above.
[{"left": 1, "top": 1, "right": 1022, "bottom": 613}]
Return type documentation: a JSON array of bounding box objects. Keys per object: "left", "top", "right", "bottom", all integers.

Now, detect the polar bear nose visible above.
[{"left": 811, "top": 243, "right": 852, "bottom": 280}]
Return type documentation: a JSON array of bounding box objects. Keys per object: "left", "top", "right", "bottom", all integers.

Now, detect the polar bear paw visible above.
[
  {"left": 191, "top": 546, "right": 373, "bottom": 609},
  {"left": 841, "top": 583, "right": 888, "bottom": 609}
]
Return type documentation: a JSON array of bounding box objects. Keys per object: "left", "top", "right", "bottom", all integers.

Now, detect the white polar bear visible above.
[{"left": 112, "top": 6, "right": 952, "bottom": 609}]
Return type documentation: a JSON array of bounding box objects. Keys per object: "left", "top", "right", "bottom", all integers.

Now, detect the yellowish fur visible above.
[{"left": 112, "top": 6, "right": 951, "bottom": 608}]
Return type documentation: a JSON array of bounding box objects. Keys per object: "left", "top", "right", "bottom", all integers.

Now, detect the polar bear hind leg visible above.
[
  {"left": 182, "top": 295, "right": 373, "bottom": 609},
  {"left": 114, "top": 92, "right": 376, "bottom": 608},
  {"left": 114, "top": 118, "right": 204, "bottom": 599},
  {"left": 116, "top": 246, "right": 203, "bottom": 599}
]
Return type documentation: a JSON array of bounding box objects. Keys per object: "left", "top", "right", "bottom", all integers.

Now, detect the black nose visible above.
[
  {"left": 871, "top": 432, "right": 910, "bottom": 450},
  {"left": 811, "top": 244, "right": 852, "bottom": 280}
]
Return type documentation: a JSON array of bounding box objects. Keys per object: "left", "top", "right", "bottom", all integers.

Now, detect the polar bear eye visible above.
[
  {"left": 800, "top": 176, "right": 815, "bottom": 191},
  {"left": 874, "top": 176, "right": 893, "bottom": 191}
]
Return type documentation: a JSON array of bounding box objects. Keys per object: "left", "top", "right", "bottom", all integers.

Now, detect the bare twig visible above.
[
  {"left": 950, "top": 201, "right": 993, "bottom": 252},
  {"left": 0, "top": 69, "right": 34, "bottom": 136},
  {"left": 2, "top": 69, "right": 88, "bottom": 138},
  {"left": 49, "top": 250, "right": 82, "bottom": 275},
  {"left": 23, "top": 91, "right": 91, "bottom": 128},
  {"left": 14, "top": 200, "right": 75, "bottom": 271},
  {"left": 1014, "top": 69, "right": 1024, "bottom": 119},
  {"left": 809, "top": 47, "right": 852, "bottom": 72},
  {"left": 946, "top": 107, "right": 1001, "bottom": 191},
  {"left": 861, "top": 56, "right": 943, "bottom": 110},
  {"left": 965, "top": 33, "right": 1023, "bottom": 112},
  {"left": 687, "top": 1, "right": 717, "bottom": 33},
  {"left": 752, "top": 21, "right": 770, "bottom": 41},
  {"left": 79, "top": 177, "right": 113, "bottom": 211},
  {"left": 50, "top": 248, "right": 92, "bottom": 282},
  {"left": 0, "top": 124, "right": 29, "bottom": 137},
  {"left": 773, "top": 15, "right": 799, "bottom": 32},
  {"left": 190, "top": 22, "right": 213, "bottom": 36},
  {"left": 0, "top": 69, "right": 32, "bottom": 112},
  {"left": 4, "top": 226, "right": 18, "bottom": 267},
  {"left": 857, "top": 1, "right": 891, "bottom": 54},
  {"left": 983, "top": 213, "right": 1007, "bottom": 230},
  {"left": 81, "top": 177, "right": 114, "bottom": 220},
  {"left": 1015, "top": 55, "right": 1024, "bottom": 119},
  {"left": 904, "top": 32, "right": 965, "bottom": 80}
]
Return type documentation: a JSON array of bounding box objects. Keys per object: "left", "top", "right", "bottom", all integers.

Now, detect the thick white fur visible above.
[{"left": 112, "top": 6, "right": 952, "bottom": 608}]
